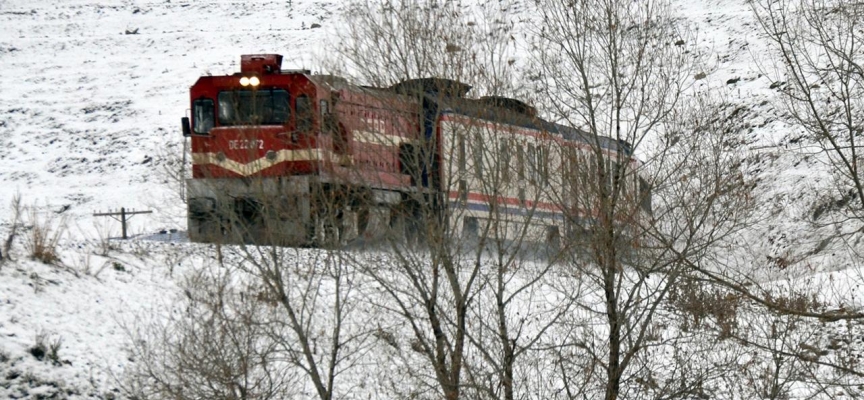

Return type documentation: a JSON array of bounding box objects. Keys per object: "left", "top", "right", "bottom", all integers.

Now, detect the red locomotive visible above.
[{"left": 181, "top": 54, "right": 648, "bottom": 247}]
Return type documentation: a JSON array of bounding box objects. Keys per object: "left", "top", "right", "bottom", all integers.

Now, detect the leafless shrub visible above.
[
  {"left": 29, "top": 331, "right": 48, "bottom": 361},
  {"left": 669, "top": 280, "right": 742, "bottom": 339},
  {"left": 121, "top": 266, "right": 298, "bottom": 400},
  {"left": 71, "top": 253, "right": 93, "bottom": 276},
  {"left": 373, "top": 326, "right": 399, "bottom": 350},
  {"left": 47, "top": 337, "right": 63, "bottom": 366},
  {"left": 24, "top": 207, "right": 65, "bottom": 265},
  {"left": 29, "top": 331, "right": 63, "bottom": 366},
  {"left": 764, "top": 290, "right": 826, "bottom": 317},
  {"left": 1, "top": 193, "right": 23, "bottom": 264},
  {"left": 91, "top": 220, "right": 117, "bottom": 257}
]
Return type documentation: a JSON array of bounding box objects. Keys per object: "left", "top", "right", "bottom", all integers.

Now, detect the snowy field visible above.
[
  {"left": 0, "top": 1, "right": 339, "bottom": 397},
  {"left": 1, "top": 0, "right": 863, "bottom": 398}
]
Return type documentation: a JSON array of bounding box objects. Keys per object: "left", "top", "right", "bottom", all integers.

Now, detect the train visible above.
[{"left": 181, "top": 54, "right": 650, "bottom": 249}]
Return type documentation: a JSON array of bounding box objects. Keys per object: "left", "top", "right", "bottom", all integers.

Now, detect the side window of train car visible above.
[
  {"left": 399, "top": 143, "right": 418, "bottom": 181},
  {"left": 611, "top": 161, "right": 622, "bottom": 194},
  {"left": 566, "top": 147, "right": 578, "bottom": 202},
  {"left": 319, "top": 100, "right": 328, "bottom": 120},
  {"left": 319, "top": 100, "right": 335, "bottom": 133},
  {"left": 517, "top": 143, "right": 525, "bottom": 181},
  {"left": 540, "top": 145, "right": 549, "bottom": 185},
  {"left": 605, "top": 158, "right": 614, "bottom": 194},
  {"left": 193, "top": 98, "right": 214, "bottom": 134},
  {"left": 527, "top": 144, "right": 537, "bottom": 184},
  {"left": 499, "top": 141, "right": 509, "bottom": 181},
  {"left": 457, "top": 132, "right": 466, "bottom": 174},
  {"left": 588, "top": 154, "right": 597, "bottom": 180},
  {"left": 473, "top": 132, "right": 483, "bottom": 179},
  {"left": 296, "top": 95, "right": 312, "bottom": 131},
  {"left": 639, "top": 177, "right": 652, "bottom": 214}
]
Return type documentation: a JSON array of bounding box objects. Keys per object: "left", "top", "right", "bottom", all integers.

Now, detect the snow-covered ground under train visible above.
[{"left": 2, "top": 0, "right": 864, "bottom": 398}]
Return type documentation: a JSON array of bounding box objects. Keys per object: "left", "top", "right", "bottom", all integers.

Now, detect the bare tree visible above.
[
  {"left": 332, "top": 0, "right": 521, "bottom": 94},
  {"left": 123, "top": 242, "right": 370, "bottom": 400},
  {"left": 331, "top": 1, "right": 580, "bottom": 399},
  {"left": 751, "top": 0, "right": 864, "bottom": 222},
  {"left": 122, "top": 260, "right": 299, "bottom": 399},
  {"left": 533, "top": 0, "right": 758, "bottom": 399},
  {"left": 547, "top": 0, "right": 864, "bottom": 397},
  {"left": 230, "top": 245, "right": 370, "bottom": 400}
]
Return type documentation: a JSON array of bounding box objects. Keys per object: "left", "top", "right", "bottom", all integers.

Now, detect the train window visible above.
[
  {"left": 566, "top": 147, "right": 578, "bottom": 204},
  {"left": 457, "top": 134, "right": 466, "bottom": 174},
  {"left": 319, "top": 100, "right": 335, "bottom": 133},
  {"left": 473, "top": 132, "right": 483, "bottom": 179},
  {"left": 527, "top": 144, "right": 537, "bottom": 184},
  {"left": 217, "top": 89, "right": 290, "bottom": 126},
  {"left": 517, "top": 143, "right": 525, "bottom": 181},
  {"left": 297, "top": 95, "right": 312, "bottom": 131},
  {"left": 499, "top": 141, "right": 509, "bottom": 181},
  {"left": 639, "top": 177, "right": 652, "bottom": 214},
  {"left": 540, "top": 146, "right": 549, "bottom": 185},
  {"left": 463, "top": 217, "right": 478, "bottom": 240},
  {"left": 589, "top": 154, "right": 599, "bottom": 188},
  {"left": 605, "top": 158, "right": 614, "bottom": 195},
  {"left": 193, "top": 98, "right": 214, "bottom": 134},
  {"left": 319, "top": 100, "right": 328, "bottom": 117},
  {"left": 399, "top": 143, "right": 418, "bottom": 183},
  {"left": 612, "top": 161, "right": 622, "bottom": 194}
]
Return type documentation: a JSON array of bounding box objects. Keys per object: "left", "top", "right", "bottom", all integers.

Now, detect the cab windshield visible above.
[{"left": 218, "top": 89, "right": 290, "bottom": 126}]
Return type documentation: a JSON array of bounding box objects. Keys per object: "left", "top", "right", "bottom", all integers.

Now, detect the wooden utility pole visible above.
[{"left": 93, "top": 208, "right": 153, "bottom": 239}]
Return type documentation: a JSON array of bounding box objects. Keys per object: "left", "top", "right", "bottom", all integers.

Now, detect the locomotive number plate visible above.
[{"left": 228, "top": 139, "right": 264, "bottom": 150}]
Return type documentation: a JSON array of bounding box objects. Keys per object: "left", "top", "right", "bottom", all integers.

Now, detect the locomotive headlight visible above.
[
  {"left": 249, "top": 76, "right": 260, "bottom": 87},
  {"left": 240, "top": 77, "right": 250, "bottom": 86}
]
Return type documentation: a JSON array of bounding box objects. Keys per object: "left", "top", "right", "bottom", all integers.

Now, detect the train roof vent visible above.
[
  {"left": 390, "top": 78, "right": 472, "bottom": 97},
  {"left": 478, "top": 96, "right": 537, "bottom": 118},
  {"left": 241, "top": 54, "right": 283, "bottom": 74}
]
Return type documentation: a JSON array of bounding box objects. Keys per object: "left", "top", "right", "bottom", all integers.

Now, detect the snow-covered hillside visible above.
[
  {"left": 1, "top": 0, "right": 862, "bottom": 398},
  {"left": 0, "top": 0, "right": 338, "bottom": 229},
  {"left": 0, "top": 1, "right": 343, "bottom": 397}
]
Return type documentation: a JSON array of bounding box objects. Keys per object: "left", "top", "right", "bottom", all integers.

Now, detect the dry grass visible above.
[
  {"left": 24, "top": 208, "right": 66, "bottom": 265},
  {"left": 1, "top": 194, "right": 23, "bottom": 264}
]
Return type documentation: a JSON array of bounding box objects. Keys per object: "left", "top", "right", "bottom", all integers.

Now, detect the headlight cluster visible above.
[{"left": 239, "top": 76, "right": 261, "bottom": 87}]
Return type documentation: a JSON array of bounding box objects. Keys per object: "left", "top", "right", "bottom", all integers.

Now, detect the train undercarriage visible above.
[{"left": 186, "top": 177, "right": 413, "bottom": 247}]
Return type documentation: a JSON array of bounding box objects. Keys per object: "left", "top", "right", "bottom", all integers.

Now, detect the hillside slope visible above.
[{"left": 0, "top": 0, "right": 336, "bottom": 230}]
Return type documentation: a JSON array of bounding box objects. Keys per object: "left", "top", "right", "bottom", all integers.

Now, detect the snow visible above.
[
  {"left": 0, "top": 241, "right": 185, "bottom": 398},
  {"left": 1, "top": 0, "right": 863, "bottom": 398}
]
